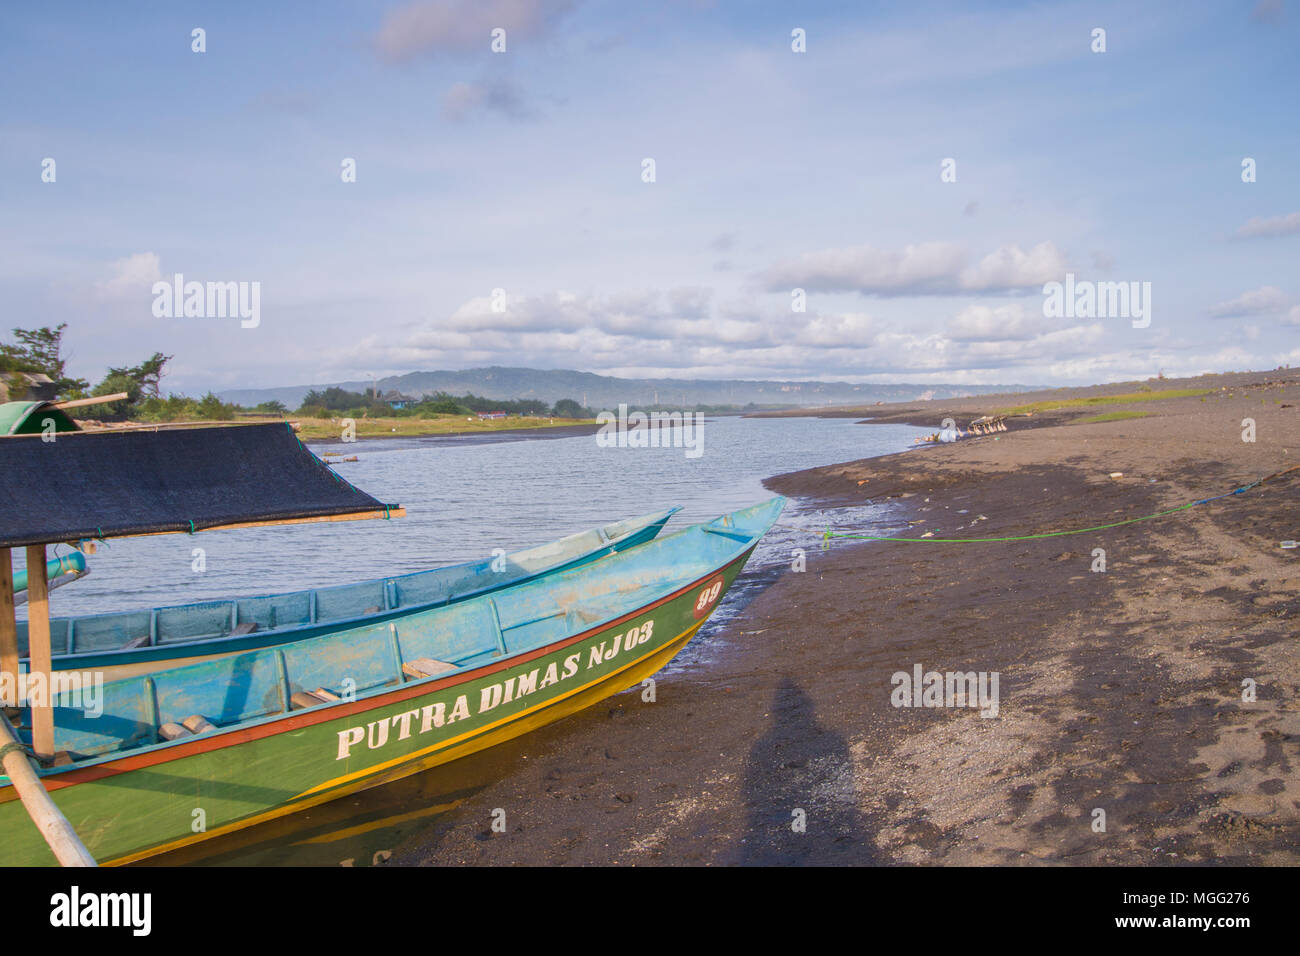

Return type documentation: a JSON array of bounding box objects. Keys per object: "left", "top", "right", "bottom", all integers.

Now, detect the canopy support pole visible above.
[
  {"left": 0, "top": 548, "right": 16, "bottom": 707},
  {"left": 0, "top": 552, "right": 92, "bottom": 865},
  {"left": 0, "top": 715, "right": 96, "bottom": 866},
  {"left": 24, "top": 545, "right": 54, "bottom": 761}
]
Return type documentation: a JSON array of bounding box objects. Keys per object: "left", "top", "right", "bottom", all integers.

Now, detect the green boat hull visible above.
[{"left": 0, "top": 501, "right": 779, "bottom": 865}]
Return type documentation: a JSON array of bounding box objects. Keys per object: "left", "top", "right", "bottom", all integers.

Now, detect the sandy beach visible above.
[{"left": 395, "top": 370, "right": 1299, "bottom": 866}]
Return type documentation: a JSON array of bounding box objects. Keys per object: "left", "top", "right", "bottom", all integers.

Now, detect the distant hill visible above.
[{"left": 218, "top": 367, "right": 1044, "bottom": 410}]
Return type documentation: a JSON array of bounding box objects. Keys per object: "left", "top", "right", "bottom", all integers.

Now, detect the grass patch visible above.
[
  {"left": 178, "top": 414, "right": 596, "bottom": 442},
  {"left": 998, "top": 388, "right": 1212, "bottom": 416},
  {"left": 1076, "top": 410, "right": 1152, "bottom": 424}
]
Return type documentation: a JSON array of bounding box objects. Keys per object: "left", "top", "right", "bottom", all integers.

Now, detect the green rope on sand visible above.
[{"left": 811, "top": 463, "right": 1299, "bottom": 545}]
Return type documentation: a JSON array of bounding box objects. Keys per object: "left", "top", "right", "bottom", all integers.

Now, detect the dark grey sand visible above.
[{"left": 377, "top": 371, "right": 1300, "bottom": 864}]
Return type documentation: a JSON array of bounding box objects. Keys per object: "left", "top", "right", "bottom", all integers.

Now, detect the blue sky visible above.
[{"left": 2, "top": 0, "right": 1298, "bottom": 393}]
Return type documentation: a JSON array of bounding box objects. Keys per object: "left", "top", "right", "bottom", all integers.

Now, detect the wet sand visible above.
[{"left": 385, "top": 370, "right": 1299, "bottom": 866}]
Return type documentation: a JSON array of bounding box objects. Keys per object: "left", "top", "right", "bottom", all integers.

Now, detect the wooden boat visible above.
[
  {"left": 0, "top": 497, "right": 784, "bottom": 865},
  {"left": 13, "top": 507, "right": 679, "bottom": 682}
]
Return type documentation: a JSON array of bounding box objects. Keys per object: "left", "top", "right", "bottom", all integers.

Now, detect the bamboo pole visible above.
[
  {"left": 4, "top": 508, "right": 403, "bottom": 550},
  {"left": 1, "top": 418, "right": 267, "bottom": 438},
  {"left": 59, "top": 418, "right": 257, "bottom": 431},
  {"left": 103, "top": 506, "right": 407, "bottom": 541},
  {"left": 0, "top": 548, "right": 16, "bottom": 708},
  {"left": 0, "top": 716, "right": 96, "bottom": 866},
  {"left": 49, "top": 392, "right": 129, "bottom": 410},
  {"left": 24, "top": 545, "right": 53, "bottom": 761}
]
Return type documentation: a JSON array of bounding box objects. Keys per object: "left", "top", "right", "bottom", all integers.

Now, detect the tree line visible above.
[
  {"left": 1, "top": 324, "right": 240, "bottom": 421},
  {"left": 295, "top": 387, "right": 589, "bottom": 420},
  {"left": 2, "top": 325, "right": 591, "bottom": 422}
]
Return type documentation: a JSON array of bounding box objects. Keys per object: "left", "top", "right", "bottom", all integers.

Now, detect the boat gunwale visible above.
[{"left": 21, "top": 506, "right": 680, "bottom": 671}]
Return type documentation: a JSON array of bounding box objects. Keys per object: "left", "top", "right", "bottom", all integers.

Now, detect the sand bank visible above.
[{"left": 395, "top": 370, "right": 1298, "bottom": 865}]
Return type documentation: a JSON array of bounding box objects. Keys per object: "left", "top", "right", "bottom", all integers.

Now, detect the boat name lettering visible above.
[
  {"left": 588, "top": 620, "right": 653, "bottom": 668},
  {"left": 336, "top": 619, "right": 656, "bottom": 760}
]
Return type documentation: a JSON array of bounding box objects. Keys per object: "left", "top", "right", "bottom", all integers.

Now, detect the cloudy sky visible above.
[{"left": 2, "top": 0, "right": 1298, "bottom": 393}]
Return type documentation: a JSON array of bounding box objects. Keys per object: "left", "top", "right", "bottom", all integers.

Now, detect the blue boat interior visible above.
[
  {"left": 16, "top": 498, "right": 784, "bottom": 767},
  {"left": 15, "top": 508, "right": 677, "bottom": 661}
]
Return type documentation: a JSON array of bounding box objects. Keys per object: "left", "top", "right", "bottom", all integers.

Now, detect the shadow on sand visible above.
[{"left": 739, "top": 676, "right": 876, "bottom": 865}]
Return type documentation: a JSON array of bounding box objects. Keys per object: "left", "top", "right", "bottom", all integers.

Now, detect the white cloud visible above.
[
  {"left": 462, "top": 292, "right": 775, "bottom": 352},
  {"left": 758, "top": 241, "right": 965, "bottom": 295},
  {"left": 441, "top": 79, "right": 533, "bottom": 121},
  {"left": 374, "top": 284, "right": 1120, "bottom": 382},
  {"left": 794, "top": 312, "right": 878, "bottom": 348},
  {"left": 1251, "top": 0, "right": 1284, "bottom": 24},
  {"left": 758, "top": 241, "right": 1066, "bottom": 296},
  {"left": 1208, "top": 285, "right": 1291, "bottom": 318},
  {"left": 961, "top": 323, "right": 1104, "bottom": 365},
  {"left": 1046, "top": 344, "right": 1263, "bottom": 383},
  {"left": 960, "top": 242, "right": 1067, "bottom": 292},
  {"left": 95, "top": 252, "right": 161, "bottom": 299},
  {"left": 1234, "top": 212, "right": 1300, "bottom": 239},
  {"left": 946, "top": 303, "right": 1063, "bottom": 341},
  {"left": 374, "top": 0, "right": 575, "bottom": 62},
  {"left": 436, "top": 289, "right": 883, "bottom": 353},
  {"left": 667, "top": 286, "right": 711, "bottom": 320}
]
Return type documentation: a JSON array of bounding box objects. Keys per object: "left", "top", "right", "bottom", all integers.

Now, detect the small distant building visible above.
[
  {"left": 477, "top": 411, "right": 507, "bottom": 420},
  {"left": 0, "top": 372, "right": 57, "bottom": 403},
  {"left": 382, "top": 390, "right": 415, "bottom": 410}
]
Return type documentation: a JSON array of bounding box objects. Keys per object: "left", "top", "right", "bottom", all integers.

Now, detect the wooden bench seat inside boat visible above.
[
  {"left": 402, "top": 657, "right": 457, "bottom": 680},
  {"left": 159, "top": 714, "right": 219, "bottom": 740},
  {"left": 290, "top": 688, "right": 341, "bottom": 710}
]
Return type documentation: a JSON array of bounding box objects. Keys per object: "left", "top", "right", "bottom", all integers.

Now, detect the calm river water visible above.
[{"left": 38, "top": 416, "right": 925, "bottom": 618}]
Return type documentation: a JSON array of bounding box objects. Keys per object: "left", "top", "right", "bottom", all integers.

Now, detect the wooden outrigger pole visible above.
[
  {"left": 0, "top": 722, "right": 95, "bottom": 866},
  {"left": 0, "top": 547, "right": 96, "bottom": 866}
]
